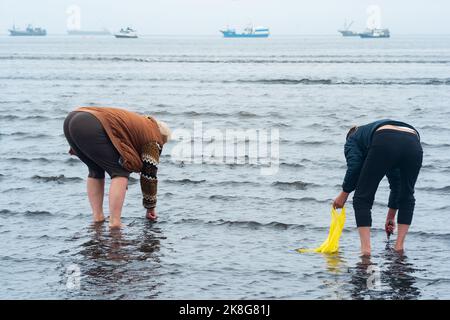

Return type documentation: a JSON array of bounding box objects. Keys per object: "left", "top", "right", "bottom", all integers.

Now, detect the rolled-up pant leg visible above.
[{"left": 397, "top": 137, "right": 423, "bottom": 225}]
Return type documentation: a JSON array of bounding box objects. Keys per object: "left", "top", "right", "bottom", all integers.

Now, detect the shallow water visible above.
[{"left": 1, "top": 35, "right": 450, "bottom": 299}]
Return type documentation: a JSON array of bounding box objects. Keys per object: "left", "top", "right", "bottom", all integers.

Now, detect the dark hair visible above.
[{"left": 346, "top": 125, "right": 358, "bottom": 140}]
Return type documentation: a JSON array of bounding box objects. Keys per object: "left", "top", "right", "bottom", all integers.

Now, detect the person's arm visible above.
[
  {"left": 385, "top": 168, "right": 400, "bottom": 236},
  {"left": 140, "top": 141, "right": 162, "bottom": 211},
  {"left": 342, "top": 137, "right": 364, "bottom": 193},
  {"left": 334, "top": 137, "right": 364, "bottom": 209}
]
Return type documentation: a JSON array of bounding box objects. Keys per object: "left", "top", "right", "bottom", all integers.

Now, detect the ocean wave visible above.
[
  {"left": 417, "top": 185, "right": 450, "bottom": 193},
  {"left": 0, "top": 99, "right": 32, "bottom": 105},
  {"left": 408, "top": 230, "right": 450, "bottom": 240},
  {"left": 0, "top": 157, "right": 52, "bottom": 164},
  {"left": 154, "top": 110, "right": 263, "bottom": 118},
  {"left": 275, "top": 196, "right": 331, "bottom": 204},
  {"left": 31, "top": 175, "right": 83, "bottom": 184},
  {"left": 25, "top": 210, "right": 53, "bottom": 216},
  {"left": 164, "top": 178, "right": 206, "bottom": 184},
  {"left": 1, "top": 54, "right": 449, "bottom": 65},
  {"left": 232, "top": 78, "right": 450, "bottom": 86},
  {"left": 417, "top": 125, "right": 450, "bottom": 131},
  {"left": 271, "top": 180, "right": 317, "bottom": 190},
  {"left": 0, "top": 132, "right": 52, "bottom": 139},
  {"left": 0, "top": 114, "right": 65, "bottom": 121},
  {"left": 3, "top": 72, "right": 449, "bottom": 87},
  {"left": 65, "top": 158, "right": 81, "bottom": 165},
  {"left": 2, "top": 187, "right": 27, "bottom": 193},
  {"left": 212, "top": 181, "right": 260, "bottom": 187},
  {"left": 421, "top": 142, "right": 450, "bottom": 148},
  {"left": 179, "top": 217, "right": 450, "bottom": 238},
  {"left": 0, "top": 209, "right": 52, "bottom": 216},
  {"left": 208, "top": 195, "right": 241, "bottom": 201},
  {"left": 233, "top": 79, "right": 333, "bottom": 85},
  {"left": 197, "top": 193, "right": 331, "bottom": 204},
  {"left": 293, "top": 139, "right": 331, "bottom": 146},
  {"left": 176, "top": 218, "right": 309, "bottom": 231},
  {"left": 280, "top": 162, "right": 305, "bottom": 169}
]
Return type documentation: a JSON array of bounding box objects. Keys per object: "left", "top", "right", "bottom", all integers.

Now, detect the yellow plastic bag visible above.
[{"left": 297, "top": 207, "right": 346, "bottom": 254}]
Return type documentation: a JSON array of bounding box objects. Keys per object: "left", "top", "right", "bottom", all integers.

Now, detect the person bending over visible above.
[
  {"left": 333, "top": 119, "right": 423, "bottom": 256},
  {"left": 63, "top": 106, "right": 171, "bottom": 228}
]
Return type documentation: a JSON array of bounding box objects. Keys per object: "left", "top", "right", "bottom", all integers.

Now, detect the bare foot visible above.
[
  {"left": 394, "top": 246, "right": 405, "bottom": 255},
  {"left": 361, "top": 251, "right": 371, "bottom": 257},
  {"left": 93, "top": 215, "right": 105, "bottom": 223},
  {"left": 109, "top": 222, "right": 124, "bottom": 229},
  {"left": 109, "top": 217, "right": 123, "bottom": 229},
  {"left": 360, "top": 245, "right": 371, "bottom": 257}
]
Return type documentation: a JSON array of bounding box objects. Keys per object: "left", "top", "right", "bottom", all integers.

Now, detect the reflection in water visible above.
[
  {"left": 350, "top": 249, "right": 421, "bottom": 300},
  {"left": 74, "top": 221, "right": 165, "bottom": 298},
  {"left": 382, "top": 249, "right": 421, "bottom": 299},
  {"left": 321, "top": 253, "right": 348, "bottom": 299},
  {"left": 350, "top": 255, "right": 378, "bottom": 300},
  {"left": 324, "top": 253, "right": 346, "bottom": 274}
]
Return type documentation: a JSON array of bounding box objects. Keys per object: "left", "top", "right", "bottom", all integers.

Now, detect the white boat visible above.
[{"left": 114, "top": 27, "right": 138, "bottom": 38}]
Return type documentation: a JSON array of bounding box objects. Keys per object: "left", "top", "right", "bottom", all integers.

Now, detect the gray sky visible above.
[{"left": 1, "top": 0, "right": 449, "bottom": 35}]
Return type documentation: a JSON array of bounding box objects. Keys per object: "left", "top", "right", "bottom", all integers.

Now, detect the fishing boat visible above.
[
  {"left": 220, "top": 25, "right": 269, "bottom": 38},
  {"left": 9, "top": 24, "right": 46, "bottom": 36},
  {"left": 338, "top": 21, "right": 359, "bottom": 37},
  {"left": 114, "top": 27, "right": 138, "bottom": 39},
  {"left": 359, "top": 28, "right": 390, "bottom": 38}
]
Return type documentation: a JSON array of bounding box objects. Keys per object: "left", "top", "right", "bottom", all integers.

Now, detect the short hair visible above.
[
  {"left": 346, "top": 125, "right": 358, "bottom": 140},
  {"left": 156, "top": 119, "right": 172, "bottom": 144}
]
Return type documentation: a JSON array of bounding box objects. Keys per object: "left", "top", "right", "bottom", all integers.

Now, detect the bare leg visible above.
[
  {"left": 109, "top": 177, "right": 128, "bottom": 229},
  {"left": 395, "top": 224, "right": 409, "bottom": 252},
  {"left": 87, "top": 177, "right": 105, "bottom": 222},
  {"left": 358, "top": 227, "right": 371, "bottom": 256}
]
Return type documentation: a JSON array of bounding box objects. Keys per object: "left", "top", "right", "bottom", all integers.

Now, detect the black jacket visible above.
[{"left": 342, "top": 119, "right": 420, "bottom": 196}]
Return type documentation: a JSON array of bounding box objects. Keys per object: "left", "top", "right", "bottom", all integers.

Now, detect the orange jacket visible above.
[{"left": 75, "top": 106, "right": 164, "bottom": 209}]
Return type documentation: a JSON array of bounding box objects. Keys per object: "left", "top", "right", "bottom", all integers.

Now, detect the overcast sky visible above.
[{"left": 1, "top": 0, "right": 449, "bottom": 35}]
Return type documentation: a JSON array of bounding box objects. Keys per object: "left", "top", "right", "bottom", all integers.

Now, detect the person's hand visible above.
[
  {"left": 333, "top": 191, "right": 349, "bottom": 209},
  {"left": 385, "top": 218, "right": 395, "bottom": 237},
  {"left": 385, "top": 208, "right": 397, "bottom": 237},
  {"left": 146, "top": 208, "right": 157, "bottom": 221}
]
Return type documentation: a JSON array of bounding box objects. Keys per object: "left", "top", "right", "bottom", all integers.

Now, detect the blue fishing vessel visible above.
[
  {"left": 220, "top": 26, "right": 269, "bottom": 38},
  {"left": 9, "top": 24, "right": 46, "bottom": 36},
  {"left": 359, "top": 28, "right": 390, "bottom": 38}
]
